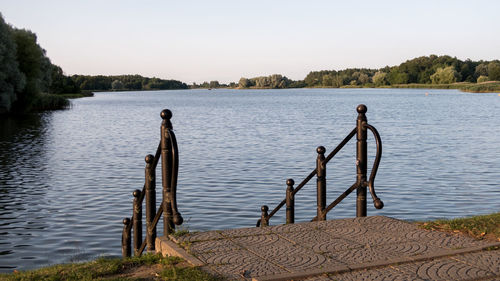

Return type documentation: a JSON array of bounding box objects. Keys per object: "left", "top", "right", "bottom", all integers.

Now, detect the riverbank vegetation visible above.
[
  {"left": 236, "top": 55, "right": 500, "bottom": 93},
  {"left": 417, "top": 212, "right": 500, "bottom": 242},
  {"left": 0, "top": 254, "right": 221, "bottom": 281},
  {"left": 0, "top": 14, "right": 186, "bottom": 115},
  {"left": 72, "top": 75, "right": 188, "bottom": 92},
  {"left": 0, "top": 14, "right": 81, "bottom": 114}
]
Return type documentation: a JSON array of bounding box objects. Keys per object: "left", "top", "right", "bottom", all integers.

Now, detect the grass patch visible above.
[
  {"left": 171, "top": 228, "right": 190, "bottom": 238},
  {"left": 0, "top": 254, "right": 221, "bottom": 281},
  {"left": 460, "top": 81, "right": 500, "bottom": 93},
  {"left": 390, "top": 81, "right": 500, "bottom": 93},
  {"left": 417, "top": 212, "right": 500, "bottom": 241},
  {"left": 390, "top": 82, "right": 471, "bottom": 90}
]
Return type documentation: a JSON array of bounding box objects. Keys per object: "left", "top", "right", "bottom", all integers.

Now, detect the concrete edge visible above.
[
  {"left": 155, "top": 236, "right": 205, "bottom": 267},
  {"left": 254, "top": 242, "right": 500, "bottom": 281}
]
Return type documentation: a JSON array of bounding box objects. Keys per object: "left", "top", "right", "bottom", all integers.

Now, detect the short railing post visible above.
[
  {"left": 160, "top": 110, "right": 175, "bottom": 235},
  {"left": 286, "top": 179, "right": 295, "bottom": 224},
  {"left": 144, "top": 154, "right": 156, "bottom": 252},
  {"left": 260, "top": 205, "right": 269, "bottom": 227},
  {"left": 356, "top": 104, "right": 368, "bottom": 217},
  {"left": 122, "top": 218, "right": 131, "bottom": 258},
  {"left": 132, "top": 189, "right": 142, "bottom": 255},
  {"left": 316, "top": 146, "right": 326, "bottom": 221}
]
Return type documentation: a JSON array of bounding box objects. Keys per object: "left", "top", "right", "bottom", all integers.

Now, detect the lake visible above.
[{"left": 0, "top": 88, "right": 499, "bottom": 271}]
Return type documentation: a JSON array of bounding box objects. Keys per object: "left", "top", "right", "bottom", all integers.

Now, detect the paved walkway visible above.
[{"left": 156, "top": 216, "right": 500, "bottom": 281}]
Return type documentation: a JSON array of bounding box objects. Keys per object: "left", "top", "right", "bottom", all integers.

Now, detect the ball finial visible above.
[
  {"left": 374, "top": 198, "right": 384, "bottom": 209},
  {"left": 145, "top": 154, "right": 154, "bottom": 164},
  {"left": 357, "top": 104, "right": 367, "bottom": 114},
  {"left": 173, "top": 213, "right": 183, "bottom": 225},
  {"left": 123, "top": 218, "right": 130, "bottom": 225},
  {"left": 261, "top": 205, "right": 269, "bottom": 212},
  {"left": 316, "top": 146, "right": 326, "bottom": 154},
  {"left": 286, "top": 178, "right": 295, "bottom": 186},
  {"left": 133, "top": 189, "right": 141, "bottom": 197},
  {"left": 160, "top": 109, "right": 172, "bottom": 120}
]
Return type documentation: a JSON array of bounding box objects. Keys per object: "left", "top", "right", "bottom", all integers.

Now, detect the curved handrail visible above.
[
  {"left": 257, "top": 105, "right": 385, "bottom": 227},
  {"left": 123, "top": 109, "right": 184, "bottom": 257},
  {"left": 364, "top": 123, "right": 384, "bottom": 209},
  {"left": 167, "top": 129, "right": 183, "bottom": 225}
]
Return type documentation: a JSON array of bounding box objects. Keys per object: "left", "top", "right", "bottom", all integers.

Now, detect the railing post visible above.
[
  {"left": 160, "top": 109, "right": 175, "bottom": 235},
  {"left": 122, "top": 218, "right": 131, "bottom": 258},
  {"left": 144, "top": 154, "right": 156, "bottom": 252},
  {"left": 316, "top": 146, "right": 326, "bottom": 221},
  {"left": 356, "top": 104, "right": 368, "bottom": 217},
  {"left": 286, "top": 179, "right": 295, "bottom": 224},
  {"left": 132, "top": 189, "right": 142, "bottom": 255},
  {"left": 260, "top": 205, "right": 269, "bottom": 227}
]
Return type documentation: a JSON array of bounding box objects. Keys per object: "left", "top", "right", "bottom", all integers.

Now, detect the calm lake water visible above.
[{"left": 0, "top": 88, "right": 499, "bottom": 271}]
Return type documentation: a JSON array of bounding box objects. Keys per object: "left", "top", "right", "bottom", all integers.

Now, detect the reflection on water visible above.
[
  {"left": 0, "top": 114, "right": 51, "bottom": 270},
  {"left": 0, "top": 88, "right": 499, "bottom": 272}
]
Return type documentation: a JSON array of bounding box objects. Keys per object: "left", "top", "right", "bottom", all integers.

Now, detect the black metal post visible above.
[
  {"left": 316, "top": 146, "right": 326, "bottom": 221},
  {"left": 286, "top": 179, "right": 295, "bottom": 224},
  {"left": 260, "top": 205, "right": 269, "bottom": 227},
  {"left": 356, "top": 104, "right": 368, "bottom": 217},
  {"left": 144, "top": 154, "right": 156, "bottom": 252},
  {"left": 132, "top": 189, "right": 142, "bottom": 255},
  {"left": 122, "top": 218, "right": 131, "bottom": 258},
  {"left": 160, "top": 109, "right": 175, "bottom": 235}
]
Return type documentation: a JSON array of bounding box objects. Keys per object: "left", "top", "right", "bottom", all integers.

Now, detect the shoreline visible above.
[{"left": 83, "top": 82, "right": 500, "bottom": 94}]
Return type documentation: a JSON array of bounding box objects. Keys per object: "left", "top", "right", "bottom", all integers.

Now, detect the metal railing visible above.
[
  {"left": 257, "top": 104, "right": 384, "bottom": 226},
  {"left": 121, "top": 109, "right": 183, "bottom": 257}
]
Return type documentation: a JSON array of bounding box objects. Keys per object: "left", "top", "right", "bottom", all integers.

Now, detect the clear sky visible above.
[{"left": 1, "top": 0, "right": 499, "bottom": 84}]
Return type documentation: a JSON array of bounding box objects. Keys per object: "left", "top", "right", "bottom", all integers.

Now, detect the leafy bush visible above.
[{"left": 31, "top": 94, "right": 70, "bottom": 111}]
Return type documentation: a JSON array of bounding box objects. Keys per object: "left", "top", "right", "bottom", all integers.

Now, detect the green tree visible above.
[
  {"left": 0, "top": 14, "right": 25, "bottom": 113},
  {"left": 49, "top": 65, "right": 79, "bottom": 94},
  {"left": 111, "top": 80, "right": 124, "bottom": 90},
  {"left": 475, "top": 63, "right": 489, "bottom": 77},
  {"left": 430, "top": 66, "right": 459, "bottom": 84},
  {"left": 386, "top": 68, "right": 409, "bottom": 85},
  {"left": 372, "top": 71, "right": 387, "bottom": 86},
  {"left": 358, "top": 73, "right": 370, "bottom": 84},
  {"left": 10, "top": 27, "right": 52, "bottom": 112},
  {"left": 477, "top": 75, "right": 489, "bottom": 83},
  {"left": 238, "top": 77, "right": 251, "bottom": 88},
  {"left": 487, "top": 62, "right": 500, "bottom": 81},
  {"left": 322, "top": 74, "right": 333, "bottom": 86},
  {"left": 333, "top": 75, "right": 343, "bottom": 87},
  {"left": 209, "top": 80, "right": 220, "bottom": 88}
]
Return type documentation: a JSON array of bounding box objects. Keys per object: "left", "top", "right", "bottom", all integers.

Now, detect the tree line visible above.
[
  {"left": 0, "top": 14, "right": 187, "bottom": 114},
  {"left": 291, "top": 55, "right": 500, "bottom": 89},
  {"left": 235, "top": 55, "right": 500, "bottom": 89},
  {"left": 0, "top": 13, "right": 79, "bottom": 114},
  {"left": 72, "top": 75, "right": 188, "bottom": 91},
  {"left": 237, "top": 74, "right": 306, "bottom": 89}
]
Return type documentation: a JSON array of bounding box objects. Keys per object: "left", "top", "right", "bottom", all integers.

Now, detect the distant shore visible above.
[{"left": 73, "top": 81, "right": 500, "bottom": 97}]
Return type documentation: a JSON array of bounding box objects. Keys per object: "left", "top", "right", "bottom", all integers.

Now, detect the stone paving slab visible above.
[{"left": 157, "top": 216, "right": 500, "bottom": 281}]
